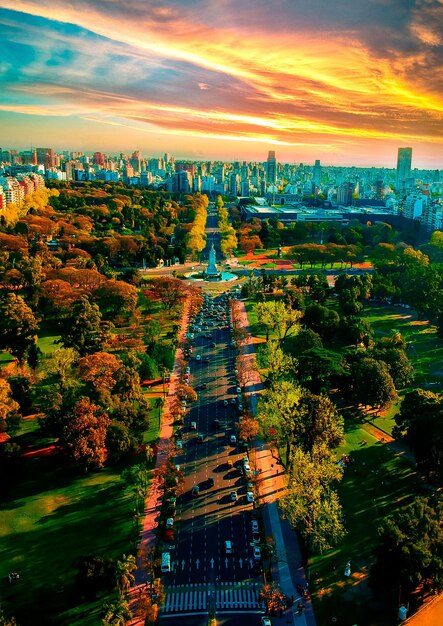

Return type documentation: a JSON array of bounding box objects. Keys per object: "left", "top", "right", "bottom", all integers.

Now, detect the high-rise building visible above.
[
  {"left": 313, "top": 159, "right": 322, "bottom": 186},
  {"left": 337, "top": 182, "right": 354, "bottom": 206},
  {"left": 266, "top": 151, "right": 276, "bottom": 184},
  {"left": 396, "top": 147, "right": 412, "bottom": 190}
]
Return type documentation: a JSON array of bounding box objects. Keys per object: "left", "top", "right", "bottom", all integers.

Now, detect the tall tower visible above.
[
  {"left": 313, "top": 159, "right": 322, "bottom": 187},
  {"left": 396, "top": 148, "right": 412, "bottom": 190},
  {"left": 266, "top": 150, "right": 277, "bottom": 184}
]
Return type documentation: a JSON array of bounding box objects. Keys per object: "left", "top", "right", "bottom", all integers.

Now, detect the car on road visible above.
[
  {"left": 230, "top": 435, "right": 237, "bottom": 444},
  {"left": 211, "top": 341, "right": 216, "bottom": 347},
  {"left": 236, "top": 386, "right": 241, "bottom": 394},
  {"left": 223, "top": 399, "right": 229, "bottom": 406},
  {"left": 251, "top": 520, "right": 259, "bottom": 532},
  {"left": 246, "top": 491, "right": 254, "bottom": 503},
  {"left": 192, "top": 485, "right": 200, "bottom": 497},
  {"left": 176, "top": 440, "right": 183, "bottom": 449},
  {"left": 231, "top": 397, "right": 236, "bottom": 404},
  {"left": 197, "top": 433, "right": 205, "bottom": 443},
  {"left": 208, "top": 476, "right": 215, "bottom": 487},
  {"left": 261, "top": 617, "right": 272, "bottom": 626},
  {"left": 164, "top": 528, "right": 174, "bottom": 542},
  {"left": 190, "top": 421, "right": 197, "bottom": 430},
  {"left": 185, "top": 367, "right": 190, "bottom": 374},
  {"left": 166, "top": 517, "right": 174, "bottom": 529},
  {"left": 213, "top": 418, "right": 220, "bottom": 428},
  {"left": 238, "top": 404, "right": 243, "bottom": 411},
  {"left": 230, "top": 491, "right": 238, "bottom": 501},
  {"left": 224, "top": 540, "right": 233, "bottom": 554},
  {"left": 253, "top": 546, "right": 262, "bottom": 561},
  {"left": 252, "top": 531, "right": 260, "bottom": 544},
  {"left": 195, "top": 354, "right": 201, "bottom": 361}
]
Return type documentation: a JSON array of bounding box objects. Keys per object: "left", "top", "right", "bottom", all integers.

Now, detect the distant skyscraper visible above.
[
  {"left": 266, "top": 151, "right": 276, "bottom": 184},
  {"left": 337, "top": 182, "right": 354, "bottom": 206},
  {"left": 397, "top": 148, "right": 412, "bottom": 190},
  {"left": 313, "top": 159, "right": 321, "bottom": 186}
]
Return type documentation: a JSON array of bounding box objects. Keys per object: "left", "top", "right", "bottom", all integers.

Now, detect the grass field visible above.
[
  {"left": 0, "top": 416, "right": 160, "bottom": 626},
  {"left": 310, "top": 424, "right": 420, "bottom": 625}
]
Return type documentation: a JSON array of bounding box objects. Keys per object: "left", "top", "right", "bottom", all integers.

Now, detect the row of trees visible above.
[
  {"left": 216, "top": 195, "right": 238, "bottom": 257},
  {"left": 183, "top": 194, "right": 208, "bottom": 259}
]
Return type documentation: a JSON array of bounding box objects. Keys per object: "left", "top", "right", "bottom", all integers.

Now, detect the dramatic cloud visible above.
[{"left": 0, "top": 0, "right": 442, "bottom": 165}]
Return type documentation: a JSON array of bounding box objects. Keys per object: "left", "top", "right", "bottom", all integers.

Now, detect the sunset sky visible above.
[{"left": 0, "top": 1, "right": 442, "bottom": 167}]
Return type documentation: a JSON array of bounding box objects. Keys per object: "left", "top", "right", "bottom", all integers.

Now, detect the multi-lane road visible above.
[{"left": 159, "top": 211, "right": 267, "bottom": 623}]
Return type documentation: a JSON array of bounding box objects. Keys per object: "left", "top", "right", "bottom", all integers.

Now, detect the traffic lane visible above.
[
  {"left": 217, "top": 613, "right": 264, "bottom": 626},
  {"left": 159, "top": 614, "right": 208, "bottom": 626}
]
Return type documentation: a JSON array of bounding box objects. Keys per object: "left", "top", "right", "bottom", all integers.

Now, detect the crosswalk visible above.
[{"left": 162, "top": 584, "right": 261, "bottom": 613}]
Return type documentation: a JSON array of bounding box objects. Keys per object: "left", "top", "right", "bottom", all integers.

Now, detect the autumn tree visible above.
[
  {"left": 238, "top": 417, "right": 260, "bottom": 443},
  {"left": 0, "top": 293, "right": 39, "bottom": 365},
  {"left": 0, "top": 379, "right": 20, "bottom": 434},
  {"left": 94, "top": 279, "right": 138, "bottom": 320},
  {"left": 62, "top": 397, "right": 110, "bottom": 470},
  {"left": 78, "top": 352, "right": 122, "bottom": 401},
  {"left": 280, "top": 445, "right": 345, "bottom": 563}
]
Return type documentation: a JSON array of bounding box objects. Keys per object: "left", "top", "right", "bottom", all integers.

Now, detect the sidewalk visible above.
[
  {"left": 128, "top": 298, "right": 192, "bottom": 624},
  {"left": 233, "top": 300, "right": 316, "bottom": 626}
]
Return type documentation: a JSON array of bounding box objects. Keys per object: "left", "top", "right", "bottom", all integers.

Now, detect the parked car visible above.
[
  {"left": 230, "top": 491, "right": 238, "bottom": 501},
  {"left": 208, "top": 476, "right": 215, "bottom": 487},
  {"left": 246, "top": 491, "right": 254, "bottom": 503}
]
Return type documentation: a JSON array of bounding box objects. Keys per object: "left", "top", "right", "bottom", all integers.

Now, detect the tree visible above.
[
  {"left": 350, "top": 358, "right": 398, "bottom": 408},
  {"left": 303, "top": 304, "right": 340, "bottom": 340},
  {"left": 0, "top": 379, "right": 20, "bottom": 433},
  {"left": 296, "top": 392, "right": 344, "bottom": 453},
  {"left": 102, "top": 599, "right": 132, "bottom": 626},
  {"left": 46, "top": 347, "right": 78, "bottom": 391},
  {"left": 394, "top": 388, "right": 443, "bottom": 476},
  {"left": 255, "top": 301, "right": 302, "bottom": 344},
  {"left": 280, "top": 446, "right": 345, "bottom": 563},
  {"left": 75, "top": 555, "right": 115, "bottom": 599},
  {"left": 0, "top": 293, "right": 39, "bottom": 365},
  {"left": 238, "top": 417, "right": 260, "bottom": 443},
  {"left": 78, "top": 352, "right": 122, "bottom": 400},
  {"left": 257, "top": 380, "right": 302, "bottom": 468},
  {"left": 60, "top": 296, "right": 107, "bottom": 356},
  {"left": 371, "top": 497, "right": 443, "bottom": 599},
  {"left": 297, "top": 347, "right": 345, "bottom": 393},
  {"left": 115, "top": 554, "right": 136, "bottom": 597},
  {"left": 94, "top": 279, "right": 138, "bottom": 320},
  {"left": 106, "top": 421, "right": 133, "bottom": 463},
  {"left": 256, "top": 340, "right": 296, "bottom": 385},
  {"left": 62, "top": 397, "right": 110, "bottom": 470}
]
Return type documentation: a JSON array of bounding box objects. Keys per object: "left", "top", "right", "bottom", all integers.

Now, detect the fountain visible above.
[{"left": 185, "top": 241, "right": 239, "bottom": 282}]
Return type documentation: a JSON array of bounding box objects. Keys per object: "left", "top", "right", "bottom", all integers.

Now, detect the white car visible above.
[
  {"left": 253, "top": 546, "right": 261, "bottom": 561},
  {"left": 166, "top": 518, "right": 174, "bottom": 529},
  {"left": 230, "top": 435, "right": 237, "bottom": 444},
  {"left": 246, "top": 491, "right": 254, "bottom": 503},
  {"left": 223, "top": 399, "right": 229, "bottom": 406},
  {"left": 230, "top": 491, "right": 238, "bottom": 501},
  {"left": 231, "top": 397, "right": 237, "bottom": 404},
  {"left": 261, "top": 617, "right": 272, "bottom": 626},
  {"left": 196, "top": 354, "right": 201, "bottom": 361},
  {"left": 251, "top": 520, "right": 259, "bottom": 532},
  {"left": 238, "top": 404, "right": 243, "bottom": 411},
  {"left": 236, "top": 387, "right": 241, "bottom": 394},
  {"left": 176, "top": 440, "right": 183, "bottom": 449}
]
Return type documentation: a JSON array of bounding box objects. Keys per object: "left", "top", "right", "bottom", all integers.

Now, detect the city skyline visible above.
[{"left": 0, "top": 1, "right": 442, "bottom": 168}]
